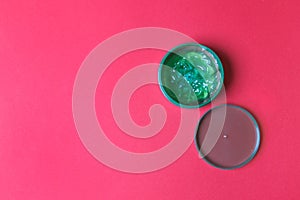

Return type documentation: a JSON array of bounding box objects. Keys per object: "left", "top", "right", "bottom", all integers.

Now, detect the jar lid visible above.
[{"left": 195, "top": 104, "right": 260, "bottom": 169}]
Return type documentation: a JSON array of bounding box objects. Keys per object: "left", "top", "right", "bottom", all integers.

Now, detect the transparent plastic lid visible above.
[{"left": 195, "top": 104, "right": 260, "bottom": 169}]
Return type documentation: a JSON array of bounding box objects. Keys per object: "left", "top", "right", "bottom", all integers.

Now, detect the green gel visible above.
[{"left": 158, "top": 43, "right": 224, "bottom": 108}]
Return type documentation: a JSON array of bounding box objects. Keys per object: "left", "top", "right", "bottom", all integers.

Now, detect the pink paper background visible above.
[{"left": 0, "top": 0, "right": 299, "bottom": 199}]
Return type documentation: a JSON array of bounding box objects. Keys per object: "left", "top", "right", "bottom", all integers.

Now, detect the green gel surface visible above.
[{"left": 158, "top": 43, "right": 224, "bottom": 108}]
